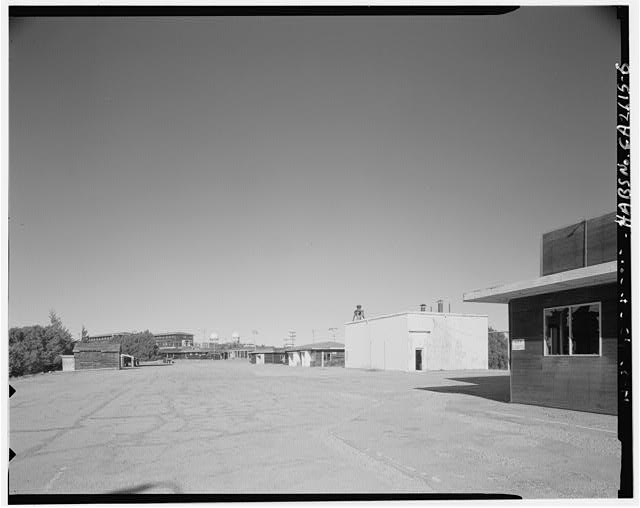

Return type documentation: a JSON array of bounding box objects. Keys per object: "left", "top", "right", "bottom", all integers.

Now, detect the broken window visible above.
[{"left": 544, "top": 303, "right": 600, "bottom": 356}]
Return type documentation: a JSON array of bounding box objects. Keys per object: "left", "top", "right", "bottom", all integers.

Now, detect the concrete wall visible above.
[
  {"left": 345, "top": 312, "right": 488, "bottom": 372},
  {"left": 345, "top": 314, "right": 408, "bottom": 370},
  {"left": 423, "top": 314, "right": 488, "bottom": 370}
]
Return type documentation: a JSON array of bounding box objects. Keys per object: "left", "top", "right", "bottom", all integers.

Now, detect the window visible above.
[
  {"left": 323, "top": 352, "right": 332, "bottom": 362},
  {"left": 544, "top": 303, "right": 601, "bottom": 356}
]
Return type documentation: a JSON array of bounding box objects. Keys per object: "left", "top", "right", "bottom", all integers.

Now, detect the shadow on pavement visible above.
[
  {"left": 415, "top": 374, "right": 510, "bottom": 403},
  {"left": 106, "top": 481, "right": 183, "bottom": 494}
]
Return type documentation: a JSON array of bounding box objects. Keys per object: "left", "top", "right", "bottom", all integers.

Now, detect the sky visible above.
[{"left": 8, "top": 7, "right": 620, "bottom": 346}]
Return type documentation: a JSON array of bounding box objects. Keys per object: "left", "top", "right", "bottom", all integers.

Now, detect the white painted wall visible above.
[
  {"left": 345, "top": 312, "right": 488, "bottom": 372},
  {"left": 287, "top": 351, "right": 311, "bottom": 367},
  {"left": 61, "top": 355, "right": 75, "bottom": 372},
  {"left": 422, "top": 314, "right": 488, "bottom": 370},
  {"left": 344, "top": 314, "right": 409, "bottom": 371},
  {"left": 288, "top": 351, "right": 301, "bottom": 367}
]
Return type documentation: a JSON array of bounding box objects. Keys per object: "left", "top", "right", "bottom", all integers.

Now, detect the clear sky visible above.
[{"left": 8, "top": 7, "right": 620, "bottom": 346}]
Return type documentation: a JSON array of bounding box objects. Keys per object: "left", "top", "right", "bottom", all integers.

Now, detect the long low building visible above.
[
  {"left": 160, "top": 347, "right": 217, "bottom": 360},
  {"left": 345, "top": 311, "right": 488, "bottom": 372},
  {"left": 286, "top": 341, "right": 345, "bottom": 367},
  {"left": 86, "top": 331, "right": 195, "bottom": 348}
]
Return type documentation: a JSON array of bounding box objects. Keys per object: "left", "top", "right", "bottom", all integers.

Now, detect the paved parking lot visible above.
[{"left": 9, "top": 361, "right": 619, "bottom": 498}]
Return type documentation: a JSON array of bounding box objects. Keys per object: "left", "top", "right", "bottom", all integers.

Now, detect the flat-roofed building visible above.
[
  {"left": 464, "top": 212, "right": 616, "bottom": 415},
  {"left": 345, "top": 312, "right": 487, "bottom": 372},
  {"left": 85, "top": 332, "right": 130, "bottom": 343}
]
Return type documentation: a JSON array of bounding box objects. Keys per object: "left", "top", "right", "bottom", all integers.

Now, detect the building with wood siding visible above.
[
  {"left": 73, "top": 342, "right": 122, "bottom": 370},
  {"left": 345, "top": 312, "right": 487, "bottom": 372},
  {"left": 464, "top": 212, "right": 616, "bottom": 414}
]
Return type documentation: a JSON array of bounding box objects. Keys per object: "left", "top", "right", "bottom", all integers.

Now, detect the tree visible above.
[
  {"left": 488, "top": 327, "right": 509, "bottom": 370},
  {"left": 9, "top": 311, "right": 75, "bottom": 377},
  {"left": 115, "top": 331, "right": 159, "bottom": 360}
]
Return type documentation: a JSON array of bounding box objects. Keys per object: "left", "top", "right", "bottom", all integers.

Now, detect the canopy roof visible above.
[{"left": 463, "top": 261, "right": 616, "bottom": 304}]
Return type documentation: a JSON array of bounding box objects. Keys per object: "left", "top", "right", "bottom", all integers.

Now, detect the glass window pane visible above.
[
  {"left": 544, "top": 307, "right": 570, "bottom": 355},
  {"left": 571, "top": 304, "right": 600, "bottom": 354}
]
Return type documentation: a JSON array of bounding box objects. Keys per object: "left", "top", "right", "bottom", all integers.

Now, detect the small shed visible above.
[
  {"left": 345, "top": 312, "right": 488, "bottom": 372},
  {"left": 73, "top": 342, "right": 121, "bottom": 370},
  {"left": 287, "top": 341, "right": 345, "bottom": 367}
]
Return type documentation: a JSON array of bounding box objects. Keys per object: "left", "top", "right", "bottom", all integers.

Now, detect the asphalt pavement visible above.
[{"left": 9, "top": 361, "right": 619, "bottom": 497}]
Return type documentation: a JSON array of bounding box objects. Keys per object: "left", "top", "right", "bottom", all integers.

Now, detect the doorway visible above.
[{"left": 415, "top": 349, "right": 423, "bottom": 371}]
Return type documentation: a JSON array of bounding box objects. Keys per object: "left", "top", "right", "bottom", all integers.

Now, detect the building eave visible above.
[{"left": 463, "top": 261, "right": 617, "bottom": 304}]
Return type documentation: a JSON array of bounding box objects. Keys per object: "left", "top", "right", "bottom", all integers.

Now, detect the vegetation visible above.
[
  {"left": 112, "top": 331, "right": 160, "bottom": 361},
  {"left": 9, "top": 310, "right": 75, "bottom": 377},
  {"left": 488, "top": 327, "right": 509, "bottom": 370}
]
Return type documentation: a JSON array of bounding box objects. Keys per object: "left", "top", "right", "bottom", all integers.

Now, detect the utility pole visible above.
[
  {"left": 285, "top": 330, "right": 296, "bottom": 349},
  {"left": 329, "top": 327, "right": 338, "bottom": 341}
]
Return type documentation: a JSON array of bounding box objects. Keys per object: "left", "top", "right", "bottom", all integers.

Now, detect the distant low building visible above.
[
  {"left": 154, "top": 332, "right": 194, "bottom": 348},
  {"left": 85, "top": 332, "right": 130, "bottom": 343},
  {"left": 287, "top": 341, "right": 345, "bottom": 367},
  {"left": 159, "top": 346, "right": 216, "bottom": 360},
  {"left": 85, "top": 331, "right": 195, "bottom": 349},
  {"left": 249, "top": 347, "right": 287, "bottom": 365}
]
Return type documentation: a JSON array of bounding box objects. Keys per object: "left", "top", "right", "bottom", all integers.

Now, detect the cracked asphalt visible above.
[{"left": 9, "top": 361, "right": 619, "bottom": 497}]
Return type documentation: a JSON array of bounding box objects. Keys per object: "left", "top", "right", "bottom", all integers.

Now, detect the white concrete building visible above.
[{"left": 344, "top": 311, "right": 488, "bottom": 372}]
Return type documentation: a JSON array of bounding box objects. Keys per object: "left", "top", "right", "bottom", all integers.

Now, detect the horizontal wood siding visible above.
[
  {"left": 509, "top": 283, "right": 616, "bottom": 414},
  {"left": 74, "top": 351, "right": 120, "bottom": 370}
]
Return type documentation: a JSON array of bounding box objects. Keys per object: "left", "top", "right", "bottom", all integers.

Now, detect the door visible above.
[{"left": 415, "top": 349, "right": 423, "bottom": 371}]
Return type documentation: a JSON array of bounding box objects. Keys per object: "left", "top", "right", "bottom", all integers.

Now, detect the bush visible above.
[
  {"left": 9, "top": 311, "right": 75, "bottom": 377},
  {"left": 488, "top": 327, "right": 509, "bottom": 370}
]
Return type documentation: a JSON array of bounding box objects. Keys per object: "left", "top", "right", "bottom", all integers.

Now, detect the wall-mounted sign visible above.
[{"left": 512, "top": 339, "right": 525, "bottom": 351}]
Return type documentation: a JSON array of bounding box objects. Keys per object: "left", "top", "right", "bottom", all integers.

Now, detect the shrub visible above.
[
  {"left": 488, "top": 327, "right": 509, "bottom": 370},
  {"left": 9, "top": 312, "right": 74, "bottom": 377}
]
